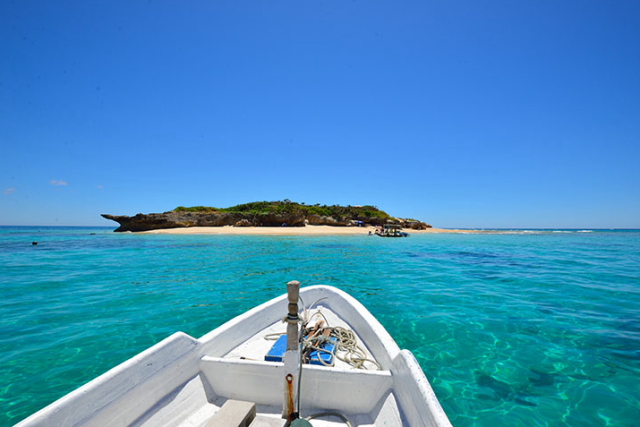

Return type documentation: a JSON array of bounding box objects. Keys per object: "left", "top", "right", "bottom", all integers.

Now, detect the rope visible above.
[
  {"left": 264, "top": 305, "right": 381, "bottom": 370},
  {"left": 328, "top": 327, "right": 381, "bottom": 370},
  {"left": 300, "top": 324, "right": 381, "bottom": 370}
]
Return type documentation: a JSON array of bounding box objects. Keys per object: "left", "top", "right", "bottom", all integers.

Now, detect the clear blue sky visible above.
[{"left": 2, "top": 0, "right": 639, "bottom": 228}]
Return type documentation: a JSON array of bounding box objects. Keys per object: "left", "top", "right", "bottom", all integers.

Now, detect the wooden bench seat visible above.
[{"left": 205, "top": 400, "right": 256, "bottom": 427}]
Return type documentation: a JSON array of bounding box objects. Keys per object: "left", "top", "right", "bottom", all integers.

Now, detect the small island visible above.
[{"left": 102, "top": 200, "right": 432, "bottom": 232}]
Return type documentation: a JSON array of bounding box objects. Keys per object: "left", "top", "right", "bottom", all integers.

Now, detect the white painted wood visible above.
[
  {"left": 249, "top": 415, "right": 288, "bottom": 427},
  {"left": 16, "top": 332, "right": 201, "bottom": 427},
  {"left": 199, "top": 357, "right": 393, "bottom": 416},
  {"left": 390, "top": 350, "right": 452, "bottom": 427},
  {"left": 16, "top": 285, "right": 453, "bottom": 427},
  {"left": 204, "top": 400, "right": 256, "bottom": 427},
  {"left": 129, "top": 375, "right": 214, "bottom": 427},
  {"left": 199, "top": 358, "right": 282, "bottom": 406},
  {"left": 372, "top": 393, "right": 403, "bottom": 426},
  {"left": 282, "top": 350, "right": 301, "bottom": 418}
]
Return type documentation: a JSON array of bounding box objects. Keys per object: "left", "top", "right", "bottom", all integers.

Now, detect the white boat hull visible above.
[{"left": 16, "top": 285, "right": 452, "bottom": 427}]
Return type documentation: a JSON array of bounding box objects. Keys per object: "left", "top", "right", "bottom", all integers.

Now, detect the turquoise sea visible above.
[{"left": 1, "top": 227, "right": 639, "bottom": 427}]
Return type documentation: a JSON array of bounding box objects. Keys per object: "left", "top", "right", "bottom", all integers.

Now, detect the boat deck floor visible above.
[
  {"left": 135, "top": 306, "right": 399, "bottom": 427},
  {"left": 183, "top": 399, "right": 393, "bottom": 427}
]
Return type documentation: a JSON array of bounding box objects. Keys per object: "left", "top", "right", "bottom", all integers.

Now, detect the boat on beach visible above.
[
  {"left": 375, "top": 224, "right": 410, "bottom": 237},
  {"left": 16, "top": 282, "right": 451, "bottom": 427}
]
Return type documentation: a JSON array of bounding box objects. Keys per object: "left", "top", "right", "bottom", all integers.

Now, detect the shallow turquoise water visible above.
[{"left": 1, "top": 227, "right": 639, "bottom": 426}]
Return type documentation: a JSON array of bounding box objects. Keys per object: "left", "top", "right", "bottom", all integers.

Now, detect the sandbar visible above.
[{"left": 138, "top": 225, "right": 478, "bottom": 235}]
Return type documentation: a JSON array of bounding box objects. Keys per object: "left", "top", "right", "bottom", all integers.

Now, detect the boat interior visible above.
[{"left": 17, "top": 286, "right": 449, "bottom": 427}]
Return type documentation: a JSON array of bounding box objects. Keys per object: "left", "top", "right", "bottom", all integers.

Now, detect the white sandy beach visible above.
[{"left": 139, "top": 225, "right": 477, "bottom": 235}]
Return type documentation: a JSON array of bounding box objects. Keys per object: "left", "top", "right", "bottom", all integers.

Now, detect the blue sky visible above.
[{"left": 1, "top": 0, "right": 639, "bottom": 228}]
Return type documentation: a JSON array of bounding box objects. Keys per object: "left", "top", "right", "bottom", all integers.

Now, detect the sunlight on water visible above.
[{"left": 1, "top": 227, "right": 639, "bottom": 426}]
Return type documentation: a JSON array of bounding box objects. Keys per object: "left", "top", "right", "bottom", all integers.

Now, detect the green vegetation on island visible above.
[
  {"left": 174, "top": 200, "right": 393, "bottom": 222},
  {"left": 103, "top": 200, "right": 431, "bottom": 232}
]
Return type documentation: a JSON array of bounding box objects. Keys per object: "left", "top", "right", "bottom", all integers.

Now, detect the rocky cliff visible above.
[{"left": 101, "top": 211, "right": 307, "bottom": 232}]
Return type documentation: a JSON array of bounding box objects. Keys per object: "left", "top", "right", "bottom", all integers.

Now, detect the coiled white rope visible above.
[{"left": 266, "top": 302, "right": 381, "bottom": 370}]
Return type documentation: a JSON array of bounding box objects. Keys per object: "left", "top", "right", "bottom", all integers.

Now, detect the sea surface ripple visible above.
[{"left": 1, "top": 227, "right": 639, "bottom": 426}]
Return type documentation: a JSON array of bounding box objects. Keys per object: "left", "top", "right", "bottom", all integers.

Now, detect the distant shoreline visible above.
[{"left": 136, "top": 225, "right": 481, "bottom": 235}]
